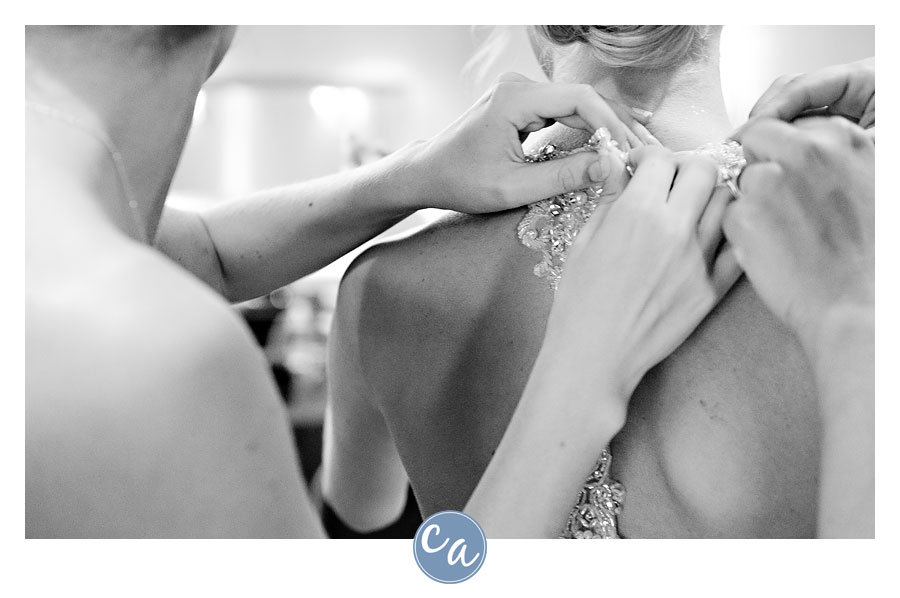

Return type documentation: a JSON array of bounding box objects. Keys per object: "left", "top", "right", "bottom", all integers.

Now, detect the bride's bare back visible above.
[{"left": 326, "top": 145, "right": 820, "bottom": 538}]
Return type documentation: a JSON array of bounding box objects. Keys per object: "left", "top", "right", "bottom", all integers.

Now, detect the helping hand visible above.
[
  {"left": 546, "top": 146, "right": 741, "bottom": 403},
  {"left": 746, "top": 57, "right": 874, "bottom": 137},
  {"left": 406, "top": 72, "right": 658, "bottom": 214},
  {"left": 724, "top": 116, "right": 874, "bottom": 350}
]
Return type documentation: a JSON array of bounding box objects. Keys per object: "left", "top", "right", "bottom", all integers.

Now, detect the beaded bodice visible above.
[{"left": 516, "top": 129, "right": 746, "bottom": 539}]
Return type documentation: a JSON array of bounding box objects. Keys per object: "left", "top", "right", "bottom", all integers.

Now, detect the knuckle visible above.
[
  {"left": 827, "top": 115, "right": 869, "bottom": 147},
  {"left": 742, "top": 117, "right": 778, "bottom": 145},
  {"left": 797, "top": 135, "right": 831, "bottom": 165}
]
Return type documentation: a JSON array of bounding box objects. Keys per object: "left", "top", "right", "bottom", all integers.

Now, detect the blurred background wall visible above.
[{"left": 165, "top": 25, "right": 874, "bottom": 495}]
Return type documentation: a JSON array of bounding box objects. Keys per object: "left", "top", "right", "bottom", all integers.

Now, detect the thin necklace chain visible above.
[{"left": 26, "top": 99, "right": 148, "bottom": 244}]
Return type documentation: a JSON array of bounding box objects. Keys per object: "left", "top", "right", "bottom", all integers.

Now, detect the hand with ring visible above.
[
  {"left": 742, "top": 57, "right": 874, "bottom": 139},
  {"left": 723, "top": 116, "right": 874, "bottom": 352}
]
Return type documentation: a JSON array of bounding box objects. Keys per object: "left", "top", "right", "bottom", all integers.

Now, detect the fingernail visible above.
[{"left": 630, "top": 106, "right": 654, "bottom": 120}]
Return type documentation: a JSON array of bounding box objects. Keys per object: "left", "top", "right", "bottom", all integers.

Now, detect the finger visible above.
[
  {"left": 621, "top": 146, "right": 678, "bottom": 207},
  {"left": 622, "top": 126, "right": 642, "bottom": 152},
  {"left": 698, "top": 185, "right": 733, "bottom": 262},
  {"left": 749, "top": 73, "right": 800, "bottom": 118},
  {"left": 602, "top": 97, "right": 659, "bottom": 149},
  {"left": 510, "top": 146, "right": 615, "bottom": 201},
  {"left": 595, "top": 142, "right": 632, "bottom": 200},
  {"left": 710, "top": 242, "right": 743, "bottom": 298},
  {"left": 518, "top": 117, "right": 555, "bottom": 143},
  {"left": 732, "top": 117, "right": 810, "bottom": 167},
  {"left": 505, "top": 82, "right": 633, "bottom": 150},
  {"left": 667, "top": 156, "right": 719, "bottom": 224},
  {"left": 859, "top": 94, "right": 875, "bottom": 129},
  {"left": 577, "top": 153, "right": 630, "bottom": 238},
  {"left": 721, "top": 201, "right": 744, "bottom": 248},
  {"left": 790, "top": 115, "right": 872, "bottom": 151},
  {"left": 750, "top": 60, "right": 875, "bottom": 123},
  {"left": 631, "top": 119, "right": 661, "bottom": 146},
  {"left": 737, "top": 161, "right": 783, "bottom": 198},
  {"left": 721, "top": 196, "right": 769, "bottom": 267}
]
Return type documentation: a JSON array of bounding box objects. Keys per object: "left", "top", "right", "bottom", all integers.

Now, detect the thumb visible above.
[{"left": 514, "top": 150, "right": 612, "bottom": 202}]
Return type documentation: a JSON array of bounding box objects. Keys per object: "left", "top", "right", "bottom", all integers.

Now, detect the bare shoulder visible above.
[
  {"left": 333, "top": 210, "right": 544, "bottom": 396},
  {"left": 26, "top": 244, "right": 315, "bottom": 538},
  {"left": 27, "top": 242, "right": 266, "bottom": 407},
  {"left": 339, "top": 210, "right": 540, "bottom": 335}
]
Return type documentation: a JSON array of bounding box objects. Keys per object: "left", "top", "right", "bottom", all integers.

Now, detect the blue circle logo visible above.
[{"left": 413, "top": 510, "right": 487, "bottom": 584}]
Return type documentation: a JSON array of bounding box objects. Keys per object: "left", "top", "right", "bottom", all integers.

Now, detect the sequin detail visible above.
[
  {"left": 517, "top": 134, "right": 746, "bottom": 292},
  {"left": 516, "top": 128, "right": 625, "bottom": 291},
  {"left": 561, "top": 448, "right": 625, "bottom": 539}
]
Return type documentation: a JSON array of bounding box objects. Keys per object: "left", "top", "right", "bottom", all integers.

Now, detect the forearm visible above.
[
  {"left": 800, "top": 305, "right": 875, "bottom": 538},
  {"left": 157, "top": 142, "right": 428, "bottom": 302},
  {"left": 464, "top": 345, "right": 626, "bottom": 539}
]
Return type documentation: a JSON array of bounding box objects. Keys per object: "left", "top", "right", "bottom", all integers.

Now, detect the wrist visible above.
[
  {"left": 792, "top": 271, "right": 873, "bottom": 353},
  {"left": 796, "top": 300, "right": 874, "bottom": 366},
  {"left": 368, "top": 139, "right": 432, "bottom": 213},
  {"left": 543, "top": 303, "right": 642, "bottom": 405},
  {"left": 797, "top": 304, "right": 874, "bottom": 414},
  {"left": 528, "top": 331, "right": 629, "bottom": 435}
]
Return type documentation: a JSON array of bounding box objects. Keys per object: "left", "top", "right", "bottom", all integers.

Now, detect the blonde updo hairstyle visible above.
[{"left": 532, "top": 25, "right": 713, "bottom": 72}]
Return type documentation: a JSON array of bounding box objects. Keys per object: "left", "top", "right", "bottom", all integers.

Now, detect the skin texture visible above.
[
  {"left": 726, "top": 115, "right": 874, "bottom": 537},
  {"left": 323, "top": 37, "right": 824, "bottom": 536},
  {"left": 27, "top": 26, "right": 684, "bottom": 538},
  {"left": 26, "top": 26, "right": 325, "bottom": 538},
  {"left": 326, "top": 201, "right": 820, "bottom": 538}
]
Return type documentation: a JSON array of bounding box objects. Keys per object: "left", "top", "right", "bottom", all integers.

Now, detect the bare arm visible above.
[
  {"left": 466, "top": 147, "right": 744, "bottom": 537},
  {"left": 321, "top": 261, "right": 409, "bottom": 531},
  {"left": 324, "top": 148, "right": 742, "bottom": 537},
  {"left": 803, "top": 308, "right": 874, "bottom": 538},
  {"left": 155, "top": 147, "right": 417, "bottom": 302},
  {"left": 155, "top": 77, "right": 656, "bottom": 302},
  {"left": 726, "top": 116, "right": 875, "bottom": 538}
]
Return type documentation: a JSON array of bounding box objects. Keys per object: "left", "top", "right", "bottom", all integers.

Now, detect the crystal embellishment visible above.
[
  {"left": 517, "top": 134, "right": 746, "bottom": 292},
  {"left": 516, "top": 128, "right": 625, "bottom": 291},
  {"left": 561, "top": 448, "right": 625, "bottom": 539}
]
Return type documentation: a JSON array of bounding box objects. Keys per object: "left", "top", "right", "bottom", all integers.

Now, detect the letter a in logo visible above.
[{"left": 413, "top": 511, "right": 487, "bottom": 583}]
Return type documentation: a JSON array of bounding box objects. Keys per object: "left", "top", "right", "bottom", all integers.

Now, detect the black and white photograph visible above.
[{"left": 20, "top": 18, "right": 884, "bottom": 590}]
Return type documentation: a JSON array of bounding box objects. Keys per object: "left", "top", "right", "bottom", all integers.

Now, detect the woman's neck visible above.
[
  {"left": 26, "top": 106, "right": 146, "bottom": 248},
  {"left": 556, "top": 43, "right": 734, "bottom": 151},
  {"left": 25, "top": 27, "right": 228, "bottom": 244}
]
